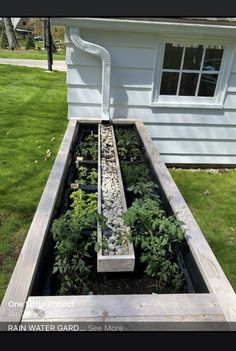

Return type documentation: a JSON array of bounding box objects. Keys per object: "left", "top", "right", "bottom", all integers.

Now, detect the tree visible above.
[
  {"left": 0, "top": 31, "right": 8, "bottom": 48},
  {"left": 2, "top": 18, "right": 19, "bottom": 50}
]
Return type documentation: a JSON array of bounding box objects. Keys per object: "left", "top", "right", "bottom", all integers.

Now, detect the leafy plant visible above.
[
  {"left": 51, "top": 210, "right": 92, "bottom": 294},
  {"left": 123, "top": 198, "right": 185, "bottom": 292},
  {"left": 51, "top": 189, "right": 107, "bottom": 295},
  {"left": 121, "top": 163, "right": 152, "bottom": 186},
  {"left": 127, "top": 181, "right": 161, "bottom": 202},
  {"left": 115, "top": 127, "right": 141, "bottom": 161},
  {"left": 76, "top": 166, "right": 97, "bottom": 185},
  {"left": 76, "top": 133, "right": 98, "bottom": 160}
]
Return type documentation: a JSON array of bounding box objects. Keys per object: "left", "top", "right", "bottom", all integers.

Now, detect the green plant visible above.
[
  {"left": 70, "top": 189, "right": 98, "bottom": 225},
  {"left": 115, "top": 127, "right": 141, "bottom": 161},
  {"left": 51, "top": 189, "right": 107, "bottom": 295},
  {"left": 0, "top": 31, "right": 8, "bottom": 49},
  {"left": 51, "top": 211, "right": 92, "bottom": 294},
  {"left": 25, "top": 34, "right": 35, "bottom": 50},
  {"left": 76, "top": 134, "right": 98, "bottom": 160},
  {"left": 76, "top": 166, "right": 97, "bottom": 185},
  {"left": 121, "top": 163, "right": 152, "bottom": 186},
  {"left": 123, "top": 198, "right": 184, "bottom": 292},
  {"left": 127, "top": 181, "right": 161, "bottom": 202}
]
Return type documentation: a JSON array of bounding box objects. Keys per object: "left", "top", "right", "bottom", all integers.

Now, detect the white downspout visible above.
[{"left": 70, "top": 27, "right": 111, "bottom": 121}]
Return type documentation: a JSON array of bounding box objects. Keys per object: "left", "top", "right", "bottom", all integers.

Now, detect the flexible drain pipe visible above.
[{"left": 70, "top": 27, "right": 111, "bottom": 121}]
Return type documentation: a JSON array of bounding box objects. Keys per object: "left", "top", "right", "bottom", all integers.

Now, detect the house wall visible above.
[{"left": 65, "top": 28, "right": 236, "bottom": 165}]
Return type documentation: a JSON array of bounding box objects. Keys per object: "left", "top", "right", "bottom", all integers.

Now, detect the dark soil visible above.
[
  {"left": 87, "top": 257, "right": 186, "bottom": 295},
  {"left": 90, "top": 272, "right": 158, "bottom": 295}
]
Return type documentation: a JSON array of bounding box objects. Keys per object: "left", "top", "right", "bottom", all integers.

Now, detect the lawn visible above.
[
  {"left": 0, "top": 64, "right": 67, "bottom": 302},
  {"left": 170, "top": 168, "right": 236, "bottom": 291},
  {"left": 0, "top": 48, "right": 65, "bottom": 61}
]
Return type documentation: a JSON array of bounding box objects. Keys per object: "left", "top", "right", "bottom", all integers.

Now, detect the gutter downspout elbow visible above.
[{"left": 70, "top": 27, "right": 111, "bottom": 121}]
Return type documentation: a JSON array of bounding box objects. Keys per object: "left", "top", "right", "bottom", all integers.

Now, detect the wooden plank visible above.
[
  {"left": 135, "top": 120, "right": 236, "bottom": 323},
  {"left": 97, "top": 124, "right": 135, "bottom": 272},
  {"left": 22, "top": 294, "right": 227, "bottom": 326},
  {"left": 0, "top": 120, "right": 78, "bottom": 323}
]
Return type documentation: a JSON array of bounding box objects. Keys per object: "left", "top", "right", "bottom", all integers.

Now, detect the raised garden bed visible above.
[{"left": 1, "top": 119, "right": 236, "bottom": 330}]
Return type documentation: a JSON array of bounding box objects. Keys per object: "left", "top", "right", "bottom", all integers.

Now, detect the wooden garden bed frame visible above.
[{"left": 1, "top": 118, "right": 236, "bottom": 331}]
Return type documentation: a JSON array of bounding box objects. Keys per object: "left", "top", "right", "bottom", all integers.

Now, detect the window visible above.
[
  {"left": 160, "top": 43, "right": 224, "bottom": 97},
  {"left": 152, "top": 39, "right": 232, "bottom": 108}
]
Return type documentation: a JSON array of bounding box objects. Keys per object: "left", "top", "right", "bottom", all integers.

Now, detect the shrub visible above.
[{"left": 25, "top": 34, "right": 35, "bottom": 50}]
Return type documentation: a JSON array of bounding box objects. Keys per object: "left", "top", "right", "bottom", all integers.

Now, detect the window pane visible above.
[
  {"left": 198, "top": 74, "right": 218, "bottom": 96},
  {"left": 179, "top": 73, "right": 199, "bottom": 96},
  {"left": 160, "top": 72, "right": 179, "bottom": 95},
  {"left": 203, "top": 48, "right": 223, "bottom": 71},
  {"left": 183, "top": 46, "right": 204, "bottom": 70},
  {"left": 163, "top": 43, "right": 183, "bottom": 69}
]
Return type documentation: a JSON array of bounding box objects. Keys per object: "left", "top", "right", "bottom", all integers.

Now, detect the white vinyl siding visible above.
[{"left": 66, "top": 28, "right": 236, "bottom": 165}]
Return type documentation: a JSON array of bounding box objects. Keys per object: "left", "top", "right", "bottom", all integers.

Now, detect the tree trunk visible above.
[{"left": 3, "top": 18, "right": 19, "bottom": 50}]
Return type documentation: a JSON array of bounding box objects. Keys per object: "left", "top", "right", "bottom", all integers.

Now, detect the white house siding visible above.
[{"left": 65, "top": 28, "right": 236, "bottom": 165}]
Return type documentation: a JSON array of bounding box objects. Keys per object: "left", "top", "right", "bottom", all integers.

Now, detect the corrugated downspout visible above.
[{"left": 70, "top": 27, "right": 111, "bottom": 121}]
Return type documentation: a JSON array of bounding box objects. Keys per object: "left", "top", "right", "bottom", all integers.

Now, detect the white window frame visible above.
[{"left": 151, "top": 36, "right": 235, "bottom": 109}]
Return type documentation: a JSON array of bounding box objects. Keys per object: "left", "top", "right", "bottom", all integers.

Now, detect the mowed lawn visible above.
[
  {"left": 0, "top": 48, "right": 65, "bottom": 61},
  {"left": 170, "top": 168, "right": 236, "bottom": 291},
  {"left": 0, "top": 64, "right": 67, "bottom": 302}
]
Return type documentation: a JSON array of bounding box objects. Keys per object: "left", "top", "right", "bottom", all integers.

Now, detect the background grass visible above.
[
  {"left": 170, "top": 168, "right": 236, "bottom": 291},
  {"left": 0, "top": 64, "right": 67, "bottom": 301},
  {"left": 0, "top": 47, "right": 65, "bottom": 61}
]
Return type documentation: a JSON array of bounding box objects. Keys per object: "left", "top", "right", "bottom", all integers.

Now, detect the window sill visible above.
[{"left": 150, "top": 102, "right": 224, "bottom": 109}]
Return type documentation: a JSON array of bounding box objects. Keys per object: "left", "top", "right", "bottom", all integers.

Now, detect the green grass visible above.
[
  {"left": 0, "top": 48, "right": 65, "bottom": 60},
  {"left": 170, "top": 168, "right": 236, "bottom": 291},
  {"left": 0, "top": 64, "right": 67, "bottom": 302}
]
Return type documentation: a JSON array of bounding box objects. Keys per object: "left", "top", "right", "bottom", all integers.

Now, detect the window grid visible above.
[
  {"left": 176, "top": 46, "right": 186, "bottom": 95},
  {"left": 160, "top": 44, "right": 223, "bottom": 97},
  {"left": 195, "top": 46, "right": 206, "bottom": 97}
]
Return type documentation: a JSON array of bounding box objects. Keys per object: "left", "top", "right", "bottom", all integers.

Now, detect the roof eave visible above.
[{"left": 51, "top": 17, "right": 236, "bottom": 38}]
